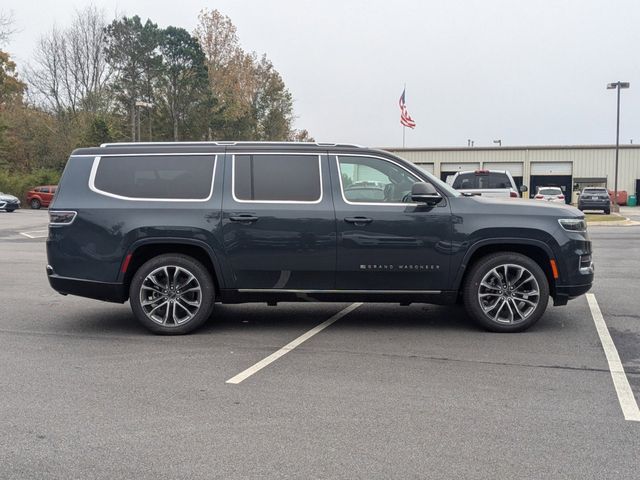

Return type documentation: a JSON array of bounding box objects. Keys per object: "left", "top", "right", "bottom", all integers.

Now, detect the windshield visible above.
[
  {"left": 383, "top": 153, "right": 460, "bottom": 197},
  {"left": 420, "top": 169, "right": 460, "bottom": 196},
  {"left": 452, "top": 172, "right": 512, "bottom": 190}
]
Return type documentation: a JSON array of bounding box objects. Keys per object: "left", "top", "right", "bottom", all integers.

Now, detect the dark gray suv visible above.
[{"left": 46, "top": 142, "right": 593, "bottom": 334}]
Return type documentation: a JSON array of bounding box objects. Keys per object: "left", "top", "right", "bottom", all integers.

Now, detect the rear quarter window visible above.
[
  {"left": 91, "top": 155, "right": 216, "bottom": 200},
  {"left": 233, "top": 154, "right": 321, "bottom": 202}
]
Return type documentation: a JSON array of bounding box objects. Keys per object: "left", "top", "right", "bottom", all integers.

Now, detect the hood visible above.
[
  {"left": 466, "top": 195, "right": 582, "bottom": 217},
  {"left": 0, "top": 192, "right": 19, "bottom": 202}
]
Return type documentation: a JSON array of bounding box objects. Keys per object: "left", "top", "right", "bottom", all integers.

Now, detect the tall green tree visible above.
[
  {"left": 156, "top": 27, "right": 209, "bottom": 140},
  {"left": 194, "top": 8, "right": 297, "bottom": 141},
  {"left": 104, "top": 16, "right": 160, "bottom": 141}
]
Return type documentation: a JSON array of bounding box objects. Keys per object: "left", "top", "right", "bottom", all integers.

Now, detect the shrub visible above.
[{"left": 0, "top": 168, "right": 62, "bottom": 203}]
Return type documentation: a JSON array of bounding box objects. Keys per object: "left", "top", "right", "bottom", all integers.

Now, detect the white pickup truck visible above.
[{"left": 448, "top": 169, "right": 526, "bottom": 198}]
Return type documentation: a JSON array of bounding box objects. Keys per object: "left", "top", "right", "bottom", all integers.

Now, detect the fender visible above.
[
  {"left": 451, "top": 237, "right": 557, "bottom": 290},
  {"left": 117, "top": 236, "right": 227, "bottom": 288}
]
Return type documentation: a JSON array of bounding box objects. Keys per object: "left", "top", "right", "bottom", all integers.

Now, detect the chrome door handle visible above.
[
  {"left": 229, "top": 214, "right": 259, "bottom": 223},
  {"left": 344, "top": 216, "right": 373, "bottom": 226}
]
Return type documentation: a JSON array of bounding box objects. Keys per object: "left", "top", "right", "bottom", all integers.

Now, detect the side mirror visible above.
[
  {"left": 411, "top": 182, "right": 442, "bottom": 205},
  {"left": 519, "top": 185, "right": 528, "bottom": 193}
]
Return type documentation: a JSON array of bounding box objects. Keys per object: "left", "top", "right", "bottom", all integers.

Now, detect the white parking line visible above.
[
  {"left": 226, "top": 302, "right": 362, "bottom": 385},
  {"left": 587, "top": 293, "right": 640, "bottom": 422},
  {"left": 19, "top": 230, "right": 48, "bottom": 239}
]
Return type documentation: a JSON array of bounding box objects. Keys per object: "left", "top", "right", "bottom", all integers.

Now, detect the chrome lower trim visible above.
[{"left": 237, "top": 289, "right": 442, "bottom": 294}]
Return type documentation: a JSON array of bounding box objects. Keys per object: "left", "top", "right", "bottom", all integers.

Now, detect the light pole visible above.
[
  {"left": 606, "top": 81, "right": 630, "bottom": 210},
  {"left": 135, "top": 101, "right": 154, "bottom": 142}
]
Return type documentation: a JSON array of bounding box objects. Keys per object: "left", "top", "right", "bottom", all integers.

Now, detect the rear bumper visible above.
[
  {"left": 47, "top": 266, "right": 127, "bottom": 303},
  {"left": 578, "top": 201, "right": 609, "bottom": 209},
  {"left": 553, "top": 283, "right": 593, "bottom": 306}
]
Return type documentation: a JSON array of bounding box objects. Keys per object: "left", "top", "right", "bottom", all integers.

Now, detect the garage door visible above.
[
  {"left": 441, "top": 162, "right": 480, "bottom": 173},
  {"left": 483, "top": 162, "right": 523, "bottom": 177},
  {"left": 415, "top": 163, "right": 434, "bottom": 174},
  {"left": 531, "top": 162, "right": 572, "bottom": 175}
]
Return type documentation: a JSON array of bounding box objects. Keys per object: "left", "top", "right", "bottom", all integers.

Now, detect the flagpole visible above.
[{"left": 402, "top": 83, "right": 406, "bottom": 148}]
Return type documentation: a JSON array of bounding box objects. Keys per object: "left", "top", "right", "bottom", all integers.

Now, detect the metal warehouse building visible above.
[{"left": 386, "top": 145, "right": 640, "bottom": 204}]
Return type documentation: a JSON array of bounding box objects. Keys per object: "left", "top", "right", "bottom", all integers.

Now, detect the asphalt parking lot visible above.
[{"left": 1, "top": 209, "right": 639, "bottom": 479}]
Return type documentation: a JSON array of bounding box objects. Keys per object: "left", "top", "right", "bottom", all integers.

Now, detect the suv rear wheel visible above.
[
  {"left": 129, "top": 254, "right": 215, "bottom": 334},
  {"left": 463, "top": 252, "right": 549, "bottom": 332},
  {"left": 30, "top": 199, "right": 41, "bottom": 209}
]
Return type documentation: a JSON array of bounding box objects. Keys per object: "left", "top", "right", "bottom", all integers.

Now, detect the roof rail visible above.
[{"left": 98, "top": 141, "right": 365, "bottom": 148}]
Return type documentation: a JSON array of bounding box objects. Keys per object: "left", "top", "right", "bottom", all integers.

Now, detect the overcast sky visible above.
[{"left": 3, "top": 0, "right": 640, "bottom": 147}]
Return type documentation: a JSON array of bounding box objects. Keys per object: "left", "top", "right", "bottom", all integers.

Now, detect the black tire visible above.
[
  {"left": 604, "top": 208, "right": 610, "bottom": 215},
  {"left": 6, "top": 209, "right": 15, "bottom": 213},
  {"left": 463, "top": 252, "right": 549, "bottom": 333},
  {"left": 30, "top": 199, "right": 41, "bottom": 209},
  {"left": 129, "top": 254, "right": 215, "bottom": 335}
]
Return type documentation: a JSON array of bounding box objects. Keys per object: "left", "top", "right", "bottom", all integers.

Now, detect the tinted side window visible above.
[
  {"left": 234, "top": 154, "right": 321, "bottom": 202},
  {"left": 93, "top": 155, "right": 215, "bottom": 200},
  {"left": 41, "top": 187, "right": 50, "bottom": 193},
  {"left": 338, "top": 156, "right": 419, "bottom": 203}
]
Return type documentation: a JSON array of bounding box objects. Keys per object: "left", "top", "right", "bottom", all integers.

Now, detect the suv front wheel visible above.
[
  {"left": 463, "top": 252, "right": 549, "bottom": 332},
  {"left": 129, "top": 254, "right": 215, "bottom": 334}
]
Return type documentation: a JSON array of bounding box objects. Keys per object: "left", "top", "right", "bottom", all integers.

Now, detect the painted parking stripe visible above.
[
  {"left": 226, "top": 302, "right": 362, "bottom": 385},
  {"left": 587, "top": 293, "right": 640, "bottom": 422},
  {"left": 19, "top": 230, "right": 48, "bottom": 239}
]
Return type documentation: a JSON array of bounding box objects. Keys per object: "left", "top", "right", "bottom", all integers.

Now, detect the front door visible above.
[
  {"left": 221, "top": 151, "right": 336, "bottom": 290},
  {"left": 332, "top": 154, "right": 452, "bottom": 291}
]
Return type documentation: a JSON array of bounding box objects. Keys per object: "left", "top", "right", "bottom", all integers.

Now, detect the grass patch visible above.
[{"left": 585, "top": 213, "right": 625, "bottom": 222}]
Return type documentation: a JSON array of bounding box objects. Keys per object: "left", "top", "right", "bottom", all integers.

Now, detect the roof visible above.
[{"left": 383, "top": 144, "right": 640, "bottom": 152}]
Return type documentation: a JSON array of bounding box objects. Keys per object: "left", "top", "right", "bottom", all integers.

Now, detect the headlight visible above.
[{"left": 558, "top": 218, "right": 587, "bottom": 232}]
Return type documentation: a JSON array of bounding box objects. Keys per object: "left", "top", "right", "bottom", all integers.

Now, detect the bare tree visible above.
[
  {"left": 0, "top": 10, "right": 15, "bottom": 46},
  {"left": 27, "top": 5, "right": 111, "bottom": 115}
]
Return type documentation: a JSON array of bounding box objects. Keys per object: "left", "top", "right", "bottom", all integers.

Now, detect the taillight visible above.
[
  {"left": 509, "top": 191, "right": 518, "bottom": 198},
  {"left": 558, "top": 195, "right": 565, "bottom": 199},
  {"left": 535, "top": 194, "right": 544, "bottom": 199},
  {"left": 49, "top": 210, "right": 77, "bottom": 225}
]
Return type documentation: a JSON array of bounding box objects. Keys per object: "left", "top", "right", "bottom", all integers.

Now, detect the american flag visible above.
[{"left": 399, "top": 88, "right": 416, "bottom": 129}]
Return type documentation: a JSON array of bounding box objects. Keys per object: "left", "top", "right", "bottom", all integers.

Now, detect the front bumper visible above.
[
  {"left": 47, "top": 266, "right": 127, "bottom": 303},
  {"left": 0, "top": 200, "right": 20, "bottom": 210},
  {"left": 553, "top": 283, "right": 593, "bottom": 306}
]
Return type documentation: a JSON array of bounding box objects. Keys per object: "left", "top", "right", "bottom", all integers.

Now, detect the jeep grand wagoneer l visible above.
[{"left": 46, "top": 142, "right": 593, "bottom": 334}]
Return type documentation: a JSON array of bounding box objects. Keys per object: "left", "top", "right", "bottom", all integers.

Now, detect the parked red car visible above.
[{"left": 26, "top": 185, "right": 57, "bottom": 209}]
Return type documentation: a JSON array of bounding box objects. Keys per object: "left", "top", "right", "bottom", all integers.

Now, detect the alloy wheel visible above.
[
  {"left": 139, "top": 265, "right": 202, "bottom": 326},
  {"left": 477, "top": 263, "right": 540, "bottom": 325}
]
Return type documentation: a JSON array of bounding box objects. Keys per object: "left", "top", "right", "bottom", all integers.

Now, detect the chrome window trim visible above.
[
  {"left": 87, "top": 153, "right": 217, "bottom": 202},
  {"left": 231, "top": 153, "right": 323, "bottom": 205},
  {"left": 335, "top": 154, "right": 422, "bottom": 207},
  {"left": 237, "top": 289, "right": 442, "bottom": 294}
]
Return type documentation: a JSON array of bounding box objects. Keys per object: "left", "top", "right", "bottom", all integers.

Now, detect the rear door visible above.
[{"left": 221, "top": 151, "right": 336, "bottom": 290}]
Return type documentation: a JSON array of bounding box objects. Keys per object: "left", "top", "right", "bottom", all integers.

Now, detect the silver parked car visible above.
[{"left": 0, "top": 192, "right": 21, "bottom": 212}]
